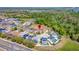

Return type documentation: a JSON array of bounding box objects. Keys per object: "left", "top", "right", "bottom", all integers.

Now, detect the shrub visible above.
[
  {"left": 23, "top": 39, "right": 35, "bottom": 48},
  {"left": 0, "top": 33, "right": 7, "bottom": 38},
  {"left": 11, "top": 27, "right": 17, "bottom": 31},
  {"left": 11, "top": 37, "right": 35, "bottom": 48},
  {"left": 11, "top": 37, "right": 16, "bottom": 42},
  {"left": 11, "top": 37, "right": 23, "bottom": 44}
]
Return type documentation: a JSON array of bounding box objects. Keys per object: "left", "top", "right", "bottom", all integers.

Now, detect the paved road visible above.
[{"left": 0, "top": 38, "right": 33, "bottom": 51}]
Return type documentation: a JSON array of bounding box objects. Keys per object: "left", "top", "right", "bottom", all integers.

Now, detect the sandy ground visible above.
[{"left": 34, "top": 36, "right": 67, "bottom": 51}]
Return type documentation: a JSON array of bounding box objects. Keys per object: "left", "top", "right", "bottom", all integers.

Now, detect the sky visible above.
[{"left": 0, "top": 0, "right": 79, "bottom": 7}]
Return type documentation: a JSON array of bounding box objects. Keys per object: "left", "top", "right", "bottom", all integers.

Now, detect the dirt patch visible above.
[{"left": 34, "top": 36, "right": 67, "bottom": 51}]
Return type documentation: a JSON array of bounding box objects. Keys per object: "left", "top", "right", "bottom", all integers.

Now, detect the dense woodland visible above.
[{"left": 2, "top": 10, "right": 79, "bottom": 42}]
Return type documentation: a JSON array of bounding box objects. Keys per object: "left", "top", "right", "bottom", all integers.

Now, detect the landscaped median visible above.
[
  {"left": 0, "top": 33, "right": 36, "bottom": 49},
  {"left": 11, "top": 37, "right": 35, "bottom": 48},
  {"left": 0, "top": 38, "right": 35, "bottom": 51}
]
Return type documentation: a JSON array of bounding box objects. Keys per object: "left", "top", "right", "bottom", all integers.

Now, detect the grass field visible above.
[{"left": 57, "top": 39, "right": 79, "bottom": 51}]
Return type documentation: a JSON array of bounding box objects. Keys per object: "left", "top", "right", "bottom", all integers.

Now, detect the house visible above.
[
  {"left": 34, "top": 24, "right": 45, "bottom": 30},
  {"left": 0, "top": 19, "right": 3, "bottom": 22},
  {"left": 5, "top": 18, "right": 20, "bottom": 25},
  {"left": 5, "top": 18, "right": 18, "bottom": 21},
  {"left": 19, "top": 32, "right": 27, "bottom": 37},
  {"left": 23, "top": 34, "right": 29, "bottom": 39},
  {"left": 0, "top": 18, "right": 20, "bottom": 30},
  {"left": 33, "top": 36, "right": 39, "bottom": 43},
  {"left": 22, "top": 33, "right": 34, "bottom": 40},
  {"left": 6, "top": 31, "right": 20, "bottom": 37},
  {"left": 30, "top": 24, "right": 47, "bottom": 34},
  {"left": 22, "top": 19, "right": 35, "bottom": 30},
  {"left": 0, "top": 28, "right": 6, "bottom": 33},
  {"left": 48, "top": 32, "right": 60, "bottom": 45},
  {"left": 41, "top": 37, "right": 48, "bottom": 45}
]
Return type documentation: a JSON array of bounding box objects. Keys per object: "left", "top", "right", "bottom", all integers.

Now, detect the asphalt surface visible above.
[{"left": 0, "top": 38, "right": 33, "bottom": 51}]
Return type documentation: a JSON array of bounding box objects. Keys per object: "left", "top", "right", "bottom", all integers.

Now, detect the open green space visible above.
[{"left": 57, "top": 39, "right": 79, "bottom": 51}]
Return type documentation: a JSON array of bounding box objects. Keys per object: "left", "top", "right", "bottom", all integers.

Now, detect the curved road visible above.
[{"left": 0, "top": 38, "right": 33, "bottom": 51}]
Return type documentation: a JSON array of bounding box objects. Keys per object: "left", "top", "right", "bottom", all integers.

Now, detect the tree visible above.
[
  {"left": 11, "top": 27, "right": 17, "bottom": 31},
  {"left": 23, "top": 39, "right": 35, "bottom": 48}
]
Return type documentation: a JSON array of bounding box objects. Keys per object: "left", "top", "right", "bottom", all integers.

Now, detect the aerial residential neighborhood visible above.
[
  {"left": 0, "top": 18, "right": 60, "bottom": 46},
  {"left": 0, "top": 7, "right": 79, "bottom": 51}
]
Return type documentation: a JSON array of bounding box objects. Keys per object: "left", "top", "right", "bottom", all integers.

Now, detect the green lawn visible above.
[{"left": 58, "top": 39, "right": 79, "bottom": 51}]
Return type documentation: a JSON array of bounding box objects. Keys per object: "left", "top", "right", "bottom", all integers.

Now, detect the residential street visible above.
[{"left": 0, "top": 38, "right": 33, "bottom": 51}]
